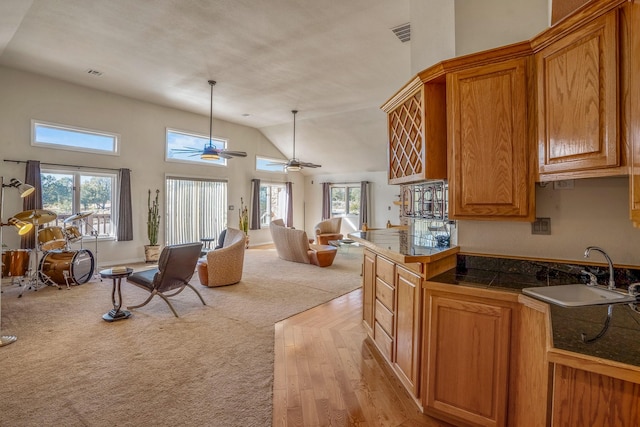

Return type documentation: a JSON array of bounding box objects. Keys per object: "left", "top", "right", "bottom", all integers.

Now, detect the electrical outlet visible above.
[
  {"left": 229, "top": 205, "right": 234, "bottom": 210},
  {"left": 553, "top": 180, "right": 574, "bottom": 190},
  {"left": 531, "top": 217, "right": 551, "bottom": 235}
]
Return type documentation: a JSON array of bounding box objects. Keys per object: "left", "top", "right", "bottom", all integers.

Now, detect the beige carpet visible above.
[{"left": 0, "top": 247, "right": 363, "bottom": 427}]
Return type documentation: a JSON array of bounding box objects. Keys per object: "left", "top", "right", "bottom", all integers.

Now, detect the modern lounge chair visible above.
[
  {"left": 196, "top": 227, "right": 246, "bottom": 287},
  {"left": 127, "top": 242, "right": 205, "bottom": 317},
  {"left": 314, "top": 217, "right": 343, "bottom": 245}
]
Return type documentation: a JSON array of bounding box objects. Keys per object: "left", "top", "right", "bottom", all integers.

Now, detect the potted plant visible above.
[
  {"left": 239, "top": 197, "right": 249, "bottom": 248},
  {"left": 144, "top": 189, "right": 161, "bottom": 263}
]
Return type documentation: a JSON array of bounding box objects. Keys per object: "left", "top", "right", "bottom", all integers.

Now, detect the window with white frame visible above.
[
  {"left": 32, "top": 120, "right": 119, "bottom": 155},
  {"left": 256, "top": 156, "right": 286, "bottom": 173},
  {"left": 166, "top": 129, "right": 228, "bottom": 166},
  {"left": 260, "top": 182, "right": 286, "bottom": 226},
  {"left": 41, "top": 169, "right": 117, "bottom": 238},
  {"left": 331, "top": 184, "right": 360, "bottom": 217}
]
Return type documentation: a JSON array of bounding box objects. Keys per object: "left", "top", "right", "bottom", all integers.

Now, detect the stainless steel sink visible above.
[{"left": 522, "top": 284, "right": 637, "bottom": 307}]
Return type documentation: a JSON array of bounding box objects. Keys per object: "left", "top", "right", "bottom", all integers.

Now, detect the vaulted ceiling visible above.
[{"left": 0, "top": 0, "right": 414, "bottom": 175}]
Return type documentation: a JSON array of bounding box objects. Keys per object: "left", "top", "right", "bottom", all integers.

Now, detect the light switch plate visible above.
[{"left": 532, "top": 217, "right": 551, "bottom": 235}]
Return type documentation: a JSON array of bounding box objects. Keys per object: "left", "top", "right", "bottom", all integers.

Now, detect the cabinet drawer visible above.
[
  {"left": 374, "top": 321, "right": 393, "bottom": 361},
  {"left": 375, "top": 278, "right": 395, "bottom": 310},
  {"left": 376, "top": 256, "right": 395, "bottom": 284},
  {"left": 375, "top": 299, "right": 394, "bottom": 337}
]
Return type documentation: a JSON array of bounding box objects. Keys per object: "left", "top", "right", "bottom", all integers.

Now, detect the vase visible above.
[{"left": 144, "top": 245, "right": 161, "bottom": 263}]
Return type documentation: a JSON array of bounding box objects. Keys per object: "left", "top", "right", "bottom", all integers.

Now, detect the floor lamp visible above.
[{"left": 0, "top": 177, "right": 35, "bottom": 347}]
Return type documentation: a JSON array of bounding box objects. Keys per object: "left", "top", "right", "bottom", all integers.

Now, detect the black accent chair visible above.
[{"left": 127, "top": 243, "right": 205, "bottom": 317}]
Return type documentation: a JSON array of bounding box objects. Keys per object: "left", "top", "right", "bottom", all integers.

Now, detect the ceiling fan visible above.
[
  {"left": 171, "top": 80, "right": 247, "bottom": 160},
  {"left": 269, "top": 110, "right": 321, "bottom": 172}
]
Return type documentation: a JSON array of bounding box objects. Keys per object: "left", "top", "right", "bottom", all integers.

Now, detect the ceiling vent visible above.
[
  {"left": 85, "top": 69, "right": 103, "bottom": 77},
  {"left": 391, "top": 23, "right": 411, "bottom": 43}
]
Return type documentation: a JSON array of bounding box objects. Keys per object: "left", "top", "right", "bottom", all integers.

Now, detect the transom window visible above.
[
  {"left": 331, "top": 184, "right": 360, "bottom": 216},
  {"left": 256, "top": 156, "right": 286, "bottom": 173},
  {"left": 32, "top": 120, "right": 119, "bottom": 155},
  {"left": 166, "top": 129, "right": 228, "bottom": 166},
  {"left": 260, "top": 183, "right": 286, "bottom": 226},
  {"left": 41, "top": 169, "right": 117, "bottom": 238}
]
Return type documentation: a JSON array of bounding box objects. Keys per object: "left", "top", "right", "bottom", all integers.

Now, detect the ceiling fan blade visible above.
[
  {"left": 171, "top": 148, "right": 201, "bottom": 153},
  {"left": 266, "top": 161, "right": 287, "bottom": 166},
  {"left": 300, "top": 162, "right": 322, "bottom": 168},
  {"left": 218, "top": 153, "right": 233, "bottom": 159},
  {"left": 221, "top": 150, "right": 248, "bottom": 157}
]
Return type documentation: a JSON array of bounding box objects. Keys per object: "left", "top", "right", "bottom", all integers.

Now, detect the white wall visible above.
[
  {"left": 409, "top": 0, "right": 456, "bottom": 74},
  {"left": 454, "top": 0, "right": 549, "bottom": 55},
  {"left": 303, "top": 171, "right": 400, "bottom": 237},
  {"left": 458, "top": 177, "right": 640, "bottom": 266},
  {"left": 0, "top": 66, "right": 301, "bottom": 265}
]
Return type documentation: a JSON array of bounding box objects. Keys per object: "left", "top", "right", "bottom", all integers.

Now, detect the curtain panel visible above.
[{"left": 21, "top": 160, "right": 43, "bottom": 249}]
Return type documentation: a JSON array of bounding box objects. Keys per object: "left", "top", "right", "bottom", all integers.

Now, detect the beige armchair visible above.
[
  {"left": 270, "top": 219, "right": 337, "bottom": 267},
  {"left": 314, "top": 217, "right": 343, "bottom": 245},
  {"left": 197, "top": 228, "right": 246, "bottom": 287}
]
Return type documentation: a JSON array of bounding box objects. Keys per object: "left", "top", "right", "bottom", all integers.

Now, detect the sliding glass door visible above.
[{"left": 165, "top": 176, "right": 227, "bottom": 246}]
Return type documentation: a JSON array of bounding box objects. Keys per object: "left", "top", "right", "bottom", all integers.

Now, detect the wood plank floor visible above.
[{"left": 273, "top": 288, "right": 453, "bottom": 427}]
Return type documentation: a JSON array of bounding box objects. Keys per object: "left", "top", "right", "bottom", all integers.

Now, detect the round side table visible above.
[{"left": 100, "top": 268, "right": 133, "bottom": 322}]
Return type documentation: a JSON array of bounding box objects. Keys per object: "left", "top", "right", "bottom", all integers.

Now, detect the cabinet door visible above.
[
  {"left": 394, "top": 266, "right": 422, "bottom": 397},
  {"left": 537, "top": 11, "right": 619, "bottom": 176},
  {"left": 362, "top": 249, "right": 375, "bottom": 334},
  {"left": 552, "top": 364, "right": 640, "bottom": 427},
  {"left": 425, "top": 292, "right": 512, "bottom": 427},
  {"left": 447, "top": 57, "right": 533, "bottom": 220},
  {"left": 628, "top": 2, "right": 640, "bottom": 225}
]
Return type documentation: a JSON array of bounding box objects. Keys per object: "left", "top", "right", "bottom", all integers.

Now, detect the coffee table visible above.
[{"left": 328, "top": 239, "right": 359, "bottom": 252}]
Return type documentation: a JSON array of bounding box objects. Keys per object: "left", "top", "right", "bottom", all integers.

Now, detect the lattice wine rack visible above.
[{"left": 388, "top": 89, "right": 424, "bottom": 183}]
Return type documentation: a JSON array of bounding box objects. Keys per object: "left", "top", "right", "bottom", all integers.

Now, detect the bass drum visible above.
[{"left": 39, "top": 249, "right": 95, "bottom": 285}]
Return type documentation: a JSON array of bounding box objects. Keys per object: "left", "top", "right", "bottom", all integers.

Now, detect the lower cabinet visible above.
[
  {"left": 394, "top": 266, "right": 422, "bottom": 396},
  {"left": 362, "top": 248, "right": 375, "bottom": 334},
  {"left": 424, "top": 290, "right": 513, "bottom": 427},
  {"left": 552, "top": 363, "right": 640, "bottom": 427}
]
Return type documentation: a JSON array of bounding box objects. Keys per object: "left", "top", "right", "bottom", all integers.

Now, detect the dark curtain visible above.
[
  {"left": 322, "top": 182, "right": 331, "bottom": 220},
  {"left": 117, "top": 168, "right": 133, "bottom": 241},
  {"left": 21, "top": 160, "right": 43, "bottom": 249},
  {"left": 359, "top": 181, "right": 369, "bottom": 229},
  {"left": 250, "top": 179, "right": 261, "bottom": 230},
  {"left": 285, "top": 181, "right": 293, "bottom": 228}
]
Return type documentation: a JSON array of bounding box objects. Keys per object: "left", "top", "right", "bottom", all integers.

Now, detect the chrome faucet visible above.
[{"left": 584, "top": 246, "right": 616, "bottom": 290}]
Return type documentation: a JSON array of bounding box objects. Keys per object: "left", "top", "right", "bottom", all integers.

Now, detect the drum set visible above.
[{"left": 1, "top": 209, "right": 96, "bottom": 296}]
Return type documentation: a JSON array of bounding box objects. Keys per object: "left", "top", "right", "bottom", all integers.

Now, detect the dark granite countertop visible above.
[
  {"left": 428, "top": 254, "right": 640, "bottom": 367},
  {"left": 349, "top": 229, "right": 457, "bottom": 264}
]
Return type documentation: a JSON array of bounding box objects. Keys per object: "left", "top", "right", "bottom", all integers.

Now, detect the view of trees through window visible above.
[
  {"left": 260, "top": 183, "right": 285, "bottom": 226},
  {"left": 41, "top": 170, "right": 115, "bottom": 237},
  {"left": 331, "top": 185, "right": 360, "bottom": 216}
]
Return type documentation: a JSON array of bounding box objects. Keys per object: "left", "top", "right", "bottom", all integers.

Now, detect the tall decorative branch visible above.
[{"left": 147, "top": 189, "right": 160, "bottom": 246}]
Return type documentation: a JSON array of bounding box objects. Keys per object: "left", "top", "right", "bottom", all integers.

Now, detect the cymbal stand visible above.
[
  {"left": 19, "top": 221, "right": 59, "bottom": 297},
  {"left": 84, "top": 219, "right": 102, "bottom": 281}
]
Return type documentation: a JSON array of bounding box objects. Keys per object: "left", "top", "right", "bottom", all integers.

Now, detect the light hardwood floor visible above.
[{"left": 273, "top": 288, "right": 453, "bottom": 427}]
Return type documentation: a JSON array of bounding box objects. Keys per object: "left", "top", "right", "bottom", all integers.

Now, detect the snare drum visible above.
[
  {"left": 39, "top": 249, "right": 94, "bottom": 285},
  {"left": 38, "top": 226, "right": 67, "bottom": 251},
  {"left": 3, "top": 249, "right": 31, "bottom": 277},
  {"left": 64, "top": 225, "right": 83, "bottom": 243}
]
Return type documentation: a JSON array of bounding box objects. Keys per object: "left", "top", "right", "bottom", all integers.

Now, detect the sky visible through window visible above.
[
  {"left": 166, "top": 129, "right": 227, "bottom": 165},
  {"left": 34, "top": 122, "right": 117, "bottom": 153}
]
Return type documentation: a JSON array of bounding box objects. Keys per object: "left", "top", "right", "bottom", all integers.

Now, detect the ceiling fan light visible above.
[
  {"left": 286, "top": 164, "right": 301, "bottom": 172},
  {"left": 201, "top": 152, "right": 220, "bottom": 160}
]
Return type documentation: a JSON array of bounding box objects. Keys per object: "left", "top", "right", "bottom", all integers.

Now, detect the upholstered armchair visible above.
[
  {"left": 270, "top": 219, "right": 337, "bottom": 267},
  {"left": 197, "top": 228, "right": 246, "bottom": 287},
  {"left": 127, "top": 242, "right": 205, "bottom": 317},
  {"left": 314, "top": 217, "right": 343, "bottom": 245}
]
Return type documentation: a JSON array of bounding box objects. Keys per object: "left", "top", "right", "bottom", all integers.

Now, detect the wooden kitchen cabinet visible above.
[
  {"left": 447, "top": 57, "right": 534, "bottom": 221},
  {"left": 383, "top": 79, "right": 447, "bottom": 185},
  {"left": 535, "top": 10, "right": 620, "bottom": 180},
  {"left": 552, "top": 364, "right": 640, "bottom": 426},
  {"left": 362, "top": 248, "right": 376, "bottom": 334},
  {"left": 627, "top": 1, "right": 640, "bottom": 226},
  {"left": 424, "top": 290, "right": 513, "bottom": 427},
  {"left": 393, "top": 265, "right": 422, "bottom": 396}
]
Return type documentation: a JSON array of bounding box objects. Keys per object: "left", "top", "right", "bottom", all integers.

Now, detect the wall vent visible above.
[{"left": 391, "top": 23, "right": 411, "bottom": 43}]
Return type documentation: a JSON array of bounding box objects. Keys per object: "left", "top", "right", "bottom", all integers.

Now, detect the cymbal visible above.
[
  {"left": 64, "top": 211, "right": 94, "bottom": 223},
  {"left": 13, "top": 209, "right": 57, "bottom": 224}
]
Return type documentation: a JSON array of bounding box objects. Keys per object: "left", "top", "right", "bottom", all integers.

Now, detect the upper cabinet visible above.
[
  {"left": 535, "top": 10, "right": 622, "bottom": 180},
  {"left": 382, "top": 79, "right": 447, "bottom": 185},
  {"left": 447, "top": 57, "right": 534, "bottom": 221}
]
